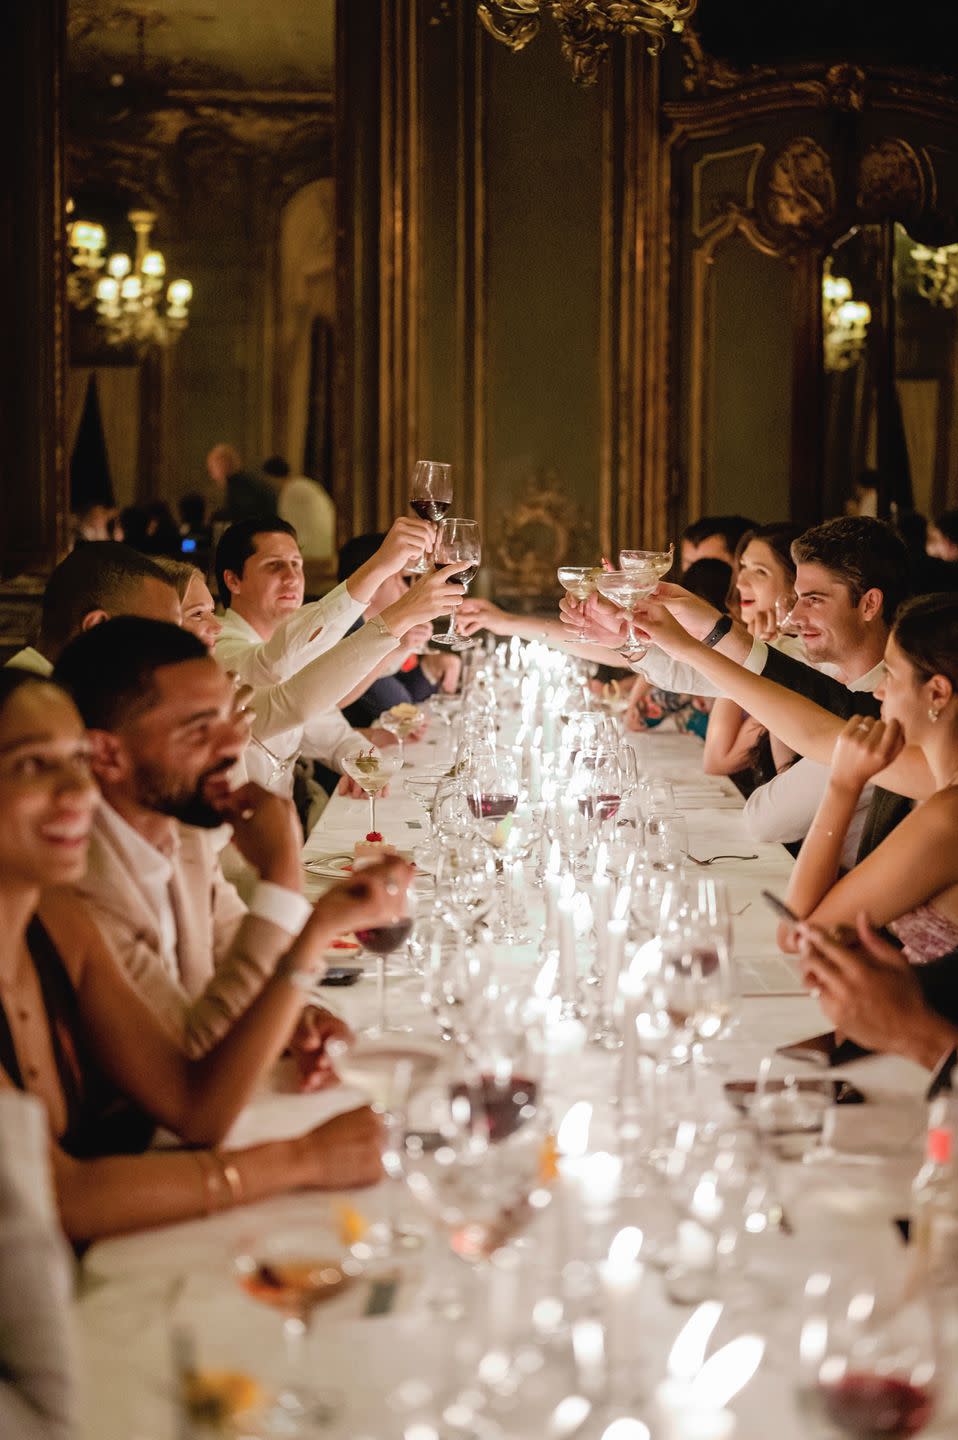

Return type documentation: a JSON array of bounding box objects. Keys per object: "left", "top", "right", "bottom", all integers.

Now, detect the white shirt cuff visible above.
[
  {"left": 249, "top": 881, "right": 312, "bottom": 936},
  {"left": 743, "top": 637, "right": 768, "bottom": 674}
]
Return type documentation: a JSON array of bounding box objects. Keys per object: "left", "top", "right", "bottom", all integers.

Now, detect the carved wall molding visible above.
[{"left": 762, "top": 137, "right": 836, "bottom": 235}]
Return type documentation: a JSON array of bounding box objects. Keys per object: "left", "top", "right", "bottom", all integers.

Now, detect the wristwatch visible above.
[{"left": 702, "top": 615, "right": 733, "bottom": 649}]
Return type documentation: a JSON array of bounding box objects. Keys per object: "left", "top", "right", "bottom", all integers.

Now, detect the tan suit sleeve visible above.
[{"left": 176, "top": 872, "right": 296, "bottom": 1059}]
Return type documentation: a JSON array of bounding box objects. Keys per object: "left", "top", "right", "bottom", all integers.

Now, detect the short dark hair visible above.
[
  {"left": 680, "top": 559, "right": 734, "bottom": 615},
  {"left": 337, "top": 532, "right": 386, "bottom": 585},
  {"left": 682, "top": 515, "right": 756, "bottom": 554},
  {"left": 39, "top": 543, "right": 176, "bottom": 658},
  {"left": 262, "top": 455, "right": 291, "bottom": 479},
  {"left": 53, "top": 618, "right": 207, "bottom": 732},
  {"left": 214, "top": 518, "right": 298, "bottom": 608},
  {"left": 893, "top": 592, "right": 958, "bottom": 691},
  {"left": 791, "top": 516, "right": 909, "bottom": 624}
]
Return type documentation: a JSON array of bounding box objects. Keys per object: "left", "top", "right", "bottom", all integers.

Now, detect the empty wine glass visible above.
[
  {"left": 341, "top": 748, "right": 403, "bottom": 836},
  {"left": 776, "top": 592, "right": 801, "bottom": 638},
  {"left": 435, "top": 839, "right": 497, "bottom": 938},
  {"left": 408, "top": 459, "right": 453, "bottom": 573},
  {"left": 750, "top": 1054, "right": 835, "bottom": 1161},
  {"left": 433, "top": 517, "right": 481, "bottom": 651},
  {"left": 377, "top": 703, "right": 423, "bottom": 768}
]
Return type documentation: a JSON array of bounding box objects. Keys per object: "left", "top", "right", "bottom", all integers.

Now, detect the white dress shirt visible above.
[
  {"left": 216, "top": 588, "right": 395, "bottom": 794},
  {"left": 278, "top": 476, "right": 336, "bottom": 559},
  {"left": 741, "top": 655, "right": 884, "bottom": 864}
]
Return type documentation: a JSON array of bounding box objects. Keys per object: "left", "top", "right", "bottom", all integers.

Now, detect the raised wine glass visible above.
[
  {"left": 377, "top": 703, "right": 423, "bottom": 768},
  {"left": 557, "top": 565, "right": 602, "bottom": 640},
  {"left": 596, "top": 567, "right": 659, "bottom": 664},
  {"left": 618, "top": 543, "right": 675, "bottom": 580},
  {"left": 341, "top": 748, "right": 402, "bottom": 837},
  {"left": 432, "top": 517, "right": 481, "bottom": 652},
  {"left": 408, "top": 460, "right": 453, "bottom": 573}
]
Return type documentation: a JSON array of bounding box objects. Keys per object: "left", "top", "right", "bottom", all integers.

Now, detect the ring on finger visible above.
[{"left": 384, "top": 880, "right": 400, "bottom": 897}]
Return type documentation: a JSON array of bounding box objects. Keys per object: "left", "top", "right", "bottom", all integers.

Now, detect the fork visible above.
[{"left": 685, "top": 851, "right": 759, "bottom": 866}]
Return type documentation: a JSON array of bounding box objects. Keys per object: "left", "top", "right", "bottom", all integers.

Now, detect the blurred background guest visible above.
[{"left": 265, "top": 454, "right": 336, "bottom": 562}]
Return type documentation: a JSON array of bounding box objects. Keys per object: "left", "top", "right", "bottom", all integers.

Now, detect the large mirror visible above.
[{"left": 822, "top": 220, "right": 958, "bottom": 522}]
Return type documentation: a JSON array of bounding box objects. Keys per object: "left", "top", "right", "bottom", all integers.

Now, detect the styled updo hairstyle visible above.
[{"left": 892, "top": 593, "right": 958, "bottom": 692}]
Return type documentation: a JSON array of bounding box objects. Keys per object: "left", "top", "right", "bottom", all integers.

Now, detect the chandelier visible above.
[
  {"left": 822, "top": 267, "right": 871, "bottom": 373},
  {"left": 67, "top": 208, "right": 193, "bottom": 349},
  {"left": 910, "top": 242, "right": 958, "bottom": 309},
  {"left": 475, "top": 0, "right": 699, "bottom": 84}
]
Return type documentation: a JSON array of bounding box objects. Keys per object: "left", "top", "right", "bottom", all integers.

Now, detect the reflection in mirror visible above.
[
  {"left": 895, "top": 224, "right": 958, "bottom": 525},
  {"left": 821, "top": 226, "right": 882, "bottom": 519}
]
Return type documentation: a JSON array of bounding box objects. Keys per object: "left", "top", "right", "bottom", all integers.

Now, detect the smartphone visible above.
[
  {"left": 320, "top": 966, "right": 362, "bottom": 986},
  {"left": 761, "top": 889, "right": 799, "bottom": 923},
  {"left": 776, "top": 1032, "right": 871, "bottom": 1067}
]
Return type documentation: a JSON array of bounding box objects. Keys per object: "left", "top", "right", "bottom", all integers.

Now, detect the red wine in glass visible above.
[
  {"left": 411, "top": 498, "right": 451, "bottom": 523},
  {"left": 577, "top": 793, "right": 621, "bottom": 821},
  {"left": 450, "top": 1074, "right": 539, "bottom": 1143},
  {"left": 354, "top": 919, "right": 414, "bottom": 955},
  {"left": 819, "top": 1373, "right": 934, "bottom": 1438},
  {"left": 435, "top": 561, "right": 478, "bottom": 587},
  {"left": 467, "top": 793, "right": 518, "bottom": 821}
]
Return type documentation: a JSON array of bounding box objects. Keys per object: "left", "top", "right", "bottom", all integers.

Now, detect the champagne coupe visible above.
[
  {"left": 596, "top": 568, "right": 659, "bottom": 664},
  {"left": 377, "top": 703, "right": 423, "bottom": 768},
  {"left": 433, "top": 517, "right": 481, "bottom": 652},
  {"left": 234, "top": 1220, "right": 362, "bottom": 1430},
  {"left": 408, "top": 460, "right": 453, "bottom": 573},
  {"left": 618, "top": 543, "right": 675, "bottom": 580},
  {"left": 557, "top": 565, "right": 602, "bottom": 641},
  {"left": 341, "top": 748, "right": 402, "bottom": 836}
]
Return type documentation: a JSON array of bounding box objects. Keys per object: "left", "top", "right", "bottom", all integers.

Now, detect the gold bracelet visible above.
[{"left": 213, "top": 1152, "right": 245, "bottom": 1208}]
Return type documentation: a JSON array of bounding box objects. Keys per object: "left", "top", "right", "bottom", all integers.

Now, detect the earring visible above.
[{"left": 929, "top": 707, "right": 940, "bottom": 723}]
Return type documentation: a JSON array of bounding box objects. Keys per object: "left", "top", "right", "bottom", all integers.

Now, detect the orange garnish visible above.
[
  {"left": 335, "top": 1201, "right": 368, "bottom": 1246},
  {"left": 538, "top": 1133, "right": 559, "bottom": 1185}
]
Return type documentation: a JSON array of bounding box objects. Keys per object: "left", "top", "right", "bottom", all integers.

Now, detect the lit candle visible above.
[
  {"left": 592, "top": 841, "right": 612, "bottom": 940},
  {"left": 599, "top": 1226, "right": 643, "bottom": 1398},
  {"left": 602, "top": 918, "right": 627, "bottom": 1013},
  {"left": 530, "top": 727, "right": 543, "bottom": 803},
  {"left": 544, "top": 839, "right": 562, "bottom": 948},
  {"left": 557, "top": 874, "right": 577, "bottom": 1007},
  {"left": 617, "top": 961, "right": 644, "bottom": 1107}
]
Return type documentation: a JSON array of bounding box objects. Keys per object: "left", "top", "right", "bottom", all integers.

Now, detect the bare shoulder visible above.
[
  {"left": 910, "top": 785, "right": 958, "bottom": 831},
  {"left": 37, "top": 888, "right": 115, "bottom": 986}
]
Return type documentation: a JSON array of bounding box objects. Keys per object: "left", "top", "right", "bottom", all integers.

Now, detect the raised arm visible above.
[
  {"left": 628, "top": 599, "right": 935, "bottom": 800},
  {"left": 457, "top": 597, "right": 627, "bottom": 667}
]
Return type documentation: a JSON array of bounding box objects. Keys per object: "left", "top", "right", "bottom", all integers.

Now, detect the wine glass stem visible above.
[
  {"left": 281, "top": 1313, "right": 308, "bottom": 1405},
  {"left": 444, "top": 583, "right": 468, "bottom": 640},
  {"left": 376, "top": 955, "right": 388, "bottom": 1032},
  {"left": 368, "top": 793, "right": 377, "bottom": 833},
  {"left": 397, "top": 736, "right": 405, "bottom": 768}
]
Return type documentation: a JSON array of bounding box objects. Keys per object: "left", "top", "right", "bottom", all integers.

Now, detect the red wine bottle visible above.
[
  {"left": 467, "top": 793, "right": 517, "bottom": 821},
  {"left": 411, "top": 498, "right": 451, "bottom": 522},
  {"left": 819, "top": 1373, "right": 933, "bottom": 1438},
  {"left": 355, "top": 919, "right": 413, "bottom": 954}
]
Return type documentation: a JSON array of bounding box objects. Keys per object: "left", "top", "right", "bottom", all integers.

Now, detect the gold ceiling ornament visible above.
[
  {"left": 476, "top": 0, "right": 699, "bottom": 84},
  {"left": 67, "top": 204, "right": 192, "bottom": 350}
]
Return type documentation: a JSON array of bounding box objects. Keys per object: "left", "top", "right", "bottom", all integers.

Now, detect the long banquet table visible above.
[{"left": 75, "top": 721, "right": 937, "bottom": 1440}]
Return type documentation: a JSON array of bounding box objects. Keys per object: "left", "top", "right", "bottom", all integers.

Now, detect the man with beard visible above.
[{"left": 52, "top": 619, "right": 348, "bottom": 1079}]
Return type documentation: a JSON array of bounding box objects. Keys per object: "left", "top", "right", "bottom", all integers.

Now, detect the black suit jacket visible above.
[{"left": 758, "top": 646, "right": 912, "bottom": 861}]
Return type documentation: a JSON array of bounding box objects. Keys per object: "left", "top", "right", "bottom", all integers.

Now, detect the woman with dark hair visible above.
[
  {"left": 0, "top": 669, "right": 410, "bottom": 1240},
  {"left": 703, "top": 523, "right": 802, "bottom": 787}
]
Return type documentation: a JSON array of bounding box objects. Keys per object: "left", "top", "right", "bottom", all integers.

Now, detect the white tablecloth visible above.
[{"left": 76, "top": 725, "right": 935, "bottom": 1439}]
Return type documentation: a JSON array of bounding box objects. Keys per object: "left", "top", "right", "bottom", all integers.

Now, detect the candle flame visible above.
[
  {"left": 613, "top": 886, "right": 631, "bottom": 922},
  {"left": 595, "top": 841, "right": 608, "bottom": 879},
  {"left": 556, "top": 1099, "right": 592, "bottom": 1157},
  {"left": 607, "top": 1224, "right": 643, "bottom": 1267},
  {"left": 667, "top": 1301, "right": 723, "bottom": 1383},
  {"left": 691, "top": 1334, "right": 765, "bottom": 1410},
  {"left": 547, "top": 838, "right": 562, "bottom": 876}
]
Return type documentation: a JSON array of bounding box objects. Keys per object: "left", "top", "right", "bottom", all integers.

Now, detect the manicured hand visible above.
[
  {"left": 289, "top": 1006, "right": 355, "bottom": 1093},
  {"left": 830, "top": 714, "right": 904, "bottom": 793}
]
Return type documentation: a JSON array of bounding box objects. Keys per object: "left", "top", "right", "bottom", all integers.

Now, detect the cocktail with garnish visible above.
[
  {"left": 341, "top": 748, "right": 402, "bottom": 835},
  {"left": 595, "top": 567, "right": 660, "bottom": 663},
  {"left": 557, "top": 565, "right": 603, "bottom": 640},
  {"left": 377, "top": 702, "right": 423, "bottom": 768},
  {"left": 618, "top": 542, "right": 674, "bottom": 581},
  {"left": 234, "top": 1218, "right": 363, "bottom": 1431}
]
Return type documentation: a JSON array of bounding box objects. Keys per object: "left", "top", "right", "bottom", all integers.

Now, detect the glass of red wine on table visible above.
[
  {"left": 407, "top": 459, "right": 453, "bottom": 573},
  {"left": 432, "top": 516, "right": 481, "bottom": 652}
]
